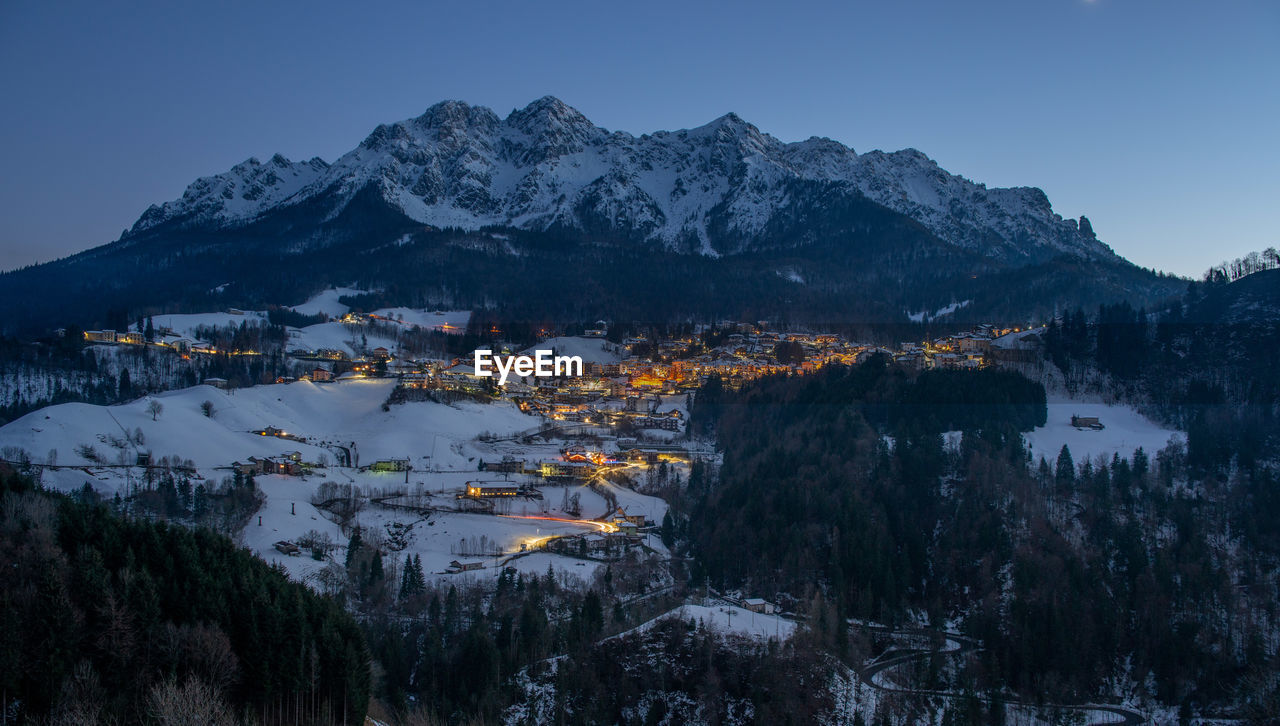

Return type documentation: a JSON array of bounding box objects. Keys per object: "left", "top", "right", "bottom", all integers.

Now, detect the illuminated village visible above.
[{"left": 63, "top": 302, "right": 1048, "bottom": 582}]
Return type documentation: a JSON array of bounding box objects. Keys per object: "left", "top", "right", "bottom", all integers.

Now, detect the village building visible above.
[
  {"left": 307, "top": 367, "right": 334, "bottom": 382},
  {"left": 369, "top": 458, "right": 410, "bottom": 472},
  {"left": 245, "top": 453, "right": 304, "bottom": 476},
  {"left": 465, "top": 482, "right": 520, "bottom": 497},
  {"left": 84, "top": 329, "right": 118, "bottom": 343}
]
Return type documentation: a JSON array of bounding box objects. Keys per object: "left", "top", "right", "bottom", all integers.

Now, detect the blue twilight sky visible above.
[{"left": 0, "top": 0, "right": 1275, "bottom": 276}]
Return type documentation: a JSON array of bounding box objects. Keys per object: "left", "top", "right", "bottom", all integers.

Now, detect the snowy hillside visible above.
[
  {"left": 0, "top": 377, "right": 668, "bottom": 584},
  {"left": 128, "top": 97, "right": 1112, "bottom": 264},
  {"left": 140, "top": 310, "right": 270, "bottom": 338},
  {"left": 0, "top": 379, "right": 529, "bottom": 477},
  {"left": 288, "top": 286, "right": 370, "bottom": 317}
]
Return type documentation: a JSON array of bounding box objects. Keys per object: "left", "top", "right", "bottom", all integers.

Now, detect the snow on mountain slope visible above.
[
  {"left": 126, "top": 97, "right": 1112, "bottom": 263},
  {"left": 907, "top": 299, "right": 971, "bottom": 322},
  {"left": 289, "top": 287, "right": 371, "bottom": 317},
  {"left": 132, "top": 154, "right": 329, "bottom": 232}
]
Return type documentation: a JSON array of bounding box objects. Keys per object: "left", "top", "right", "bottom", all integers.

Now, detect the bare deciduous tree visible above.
[{"left": 146, "top": 676, "right": 238, "bottom": 726}]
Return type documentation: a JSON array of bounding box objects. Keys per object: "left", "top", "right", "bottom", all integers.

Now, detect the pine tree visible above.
[
  {"left": 399, "top": 558, "right": 414, "bottom": 600},
  {"left": 399, "top": 554, "right": 425, "bottom": 600},
  {"left": 1133, "top": 446, "right": 1150, "bottom": 479},
  {"left": 369, "top": 551, "right": 384, "bottom": 588},
  {"left": 193, "top": 484, "right": 208, "bottom": 519},
  {"left": 1055, "top": 444, "right": 1075, "bottom": 487},
  {"left": 345, "top": 528, "right": 363, "bottom": 569},
  {"left": 579, "top": 589, "right": 604, "bottom": 639}
]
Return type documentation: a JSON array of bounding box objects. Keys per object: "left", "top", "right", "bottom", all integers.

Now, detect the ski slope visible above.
[{"left": 289, "top": 287, "right": 370, "bottom": 317}]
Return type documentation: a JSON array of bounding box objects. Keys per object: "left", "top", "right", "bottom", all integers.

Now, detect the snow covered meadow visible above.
[
  {"left": 1024, "top": 399, "right": 1182, "bottom": 466},
  {"left": 0, "top": 376, "right": 667, "bottom": 589}
]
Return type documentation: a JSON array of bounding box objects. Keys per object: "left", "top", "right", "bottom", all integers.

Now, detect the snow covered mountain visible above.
[
  {"left": 0, "top": 96, "right": 1182, "bottom": 334},
  {"left": 128, "top": 96, "right": 1110, "bottom": 264}
]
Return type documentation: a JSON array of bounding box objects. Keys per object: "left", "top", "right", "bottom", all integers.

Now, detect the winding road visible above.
[{"left": 854, "top": 625, "right": 1147, "bottom": 725}]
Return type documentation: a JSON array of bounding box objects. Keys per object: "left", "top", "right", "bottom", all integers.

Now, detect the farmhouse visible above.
[
  {"left": 465, "top": 482, "right": 520, "bottom": 497},
  {"left": 307, "top": 367, "right": 334, "bottom": 382},
  {"left": 247, "top": 453, "right": 304, "bottom": 476},
  {"left": 1071, "top": 415, "right": 1105, "bottom": 430},
  {"left": 742, "top": 598, "right": 777, "bottom": 614}
]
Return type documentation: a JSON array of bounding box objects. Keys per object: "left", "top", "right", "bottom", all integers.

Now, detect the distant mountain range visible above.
[{"left": 0, "top": 97, "right": 1183, "bottom": 333}]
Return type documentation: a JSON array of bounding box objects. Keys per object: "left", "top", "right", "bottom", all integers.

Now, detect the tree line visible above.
[
  {"left": 0, "top": 467, "right": 370, "bottom": 724},
  {"left": 684, "top": 357, "right": 1279, "bottom": 716}
]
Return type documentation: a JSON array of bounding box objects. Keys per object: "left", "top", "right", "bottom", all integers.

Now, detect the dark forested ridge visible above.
[
  {"left": 685, "top": 359, "right": 1280, "bottom": 715},
  {"left": 0, "top": 467, "right": 370, "bottom": 724},
  {"left": 1044, "top": 269, "right": 1280, "bottom": 477}
]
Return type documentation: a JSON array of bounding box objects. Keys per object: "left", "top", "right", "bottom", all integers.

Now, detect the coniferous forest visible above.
[
  {"left": 685, "top": 347, "right": 1280, "bottom": 717},
  {"left": 0, "top": 467, "right": 370, "bottom": 725}
]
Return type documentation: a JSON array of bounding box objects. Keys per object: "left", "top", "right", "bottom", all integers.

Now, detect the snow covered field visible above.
[
  {"left": 625, "top": 603, "right": 796, "bottom": 642},
  {"left": 0, "top": 377, "right": 670, "bottom": 584},
  {"left": 0, "top": 378, "right": 535, "bottom": 476},
  {"left": 142, "top": 310, "right": 271, "bottom": 338},
  {"left": 285, "top": 321, "right": 400, "bottom": 358},
  {"left": 502, "top": 551, "right": 604, "bottom": 583},
  {"left": 287, "top": 287, "right": 471, "bottom": 332},
  {"left": 371, "top": 307, "right": 471, "bottom": 333},
  {"left": 1024, "top": 400, "right": 1182, "bottom": 465}
]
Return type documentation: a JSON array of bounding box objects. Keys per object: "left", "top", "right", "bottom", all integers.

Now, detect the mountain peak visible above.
[
  {"left": 412, "top": 100, "right": 499, "bottom": 130},
  {"left": 124, "top": 97, "right": 1117, "bottom": 264},
  {"left": 703, "top": 111, "right": 758, "bottom": 134},
  {"left": 514, "top": 95, "right": 576, "bottom": 115},
  {"left": 506, "top": 96, "right": 592, "bottom": 132},
  {"left": 418, "top": 98, "right": 470, "bottom": 119}
]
